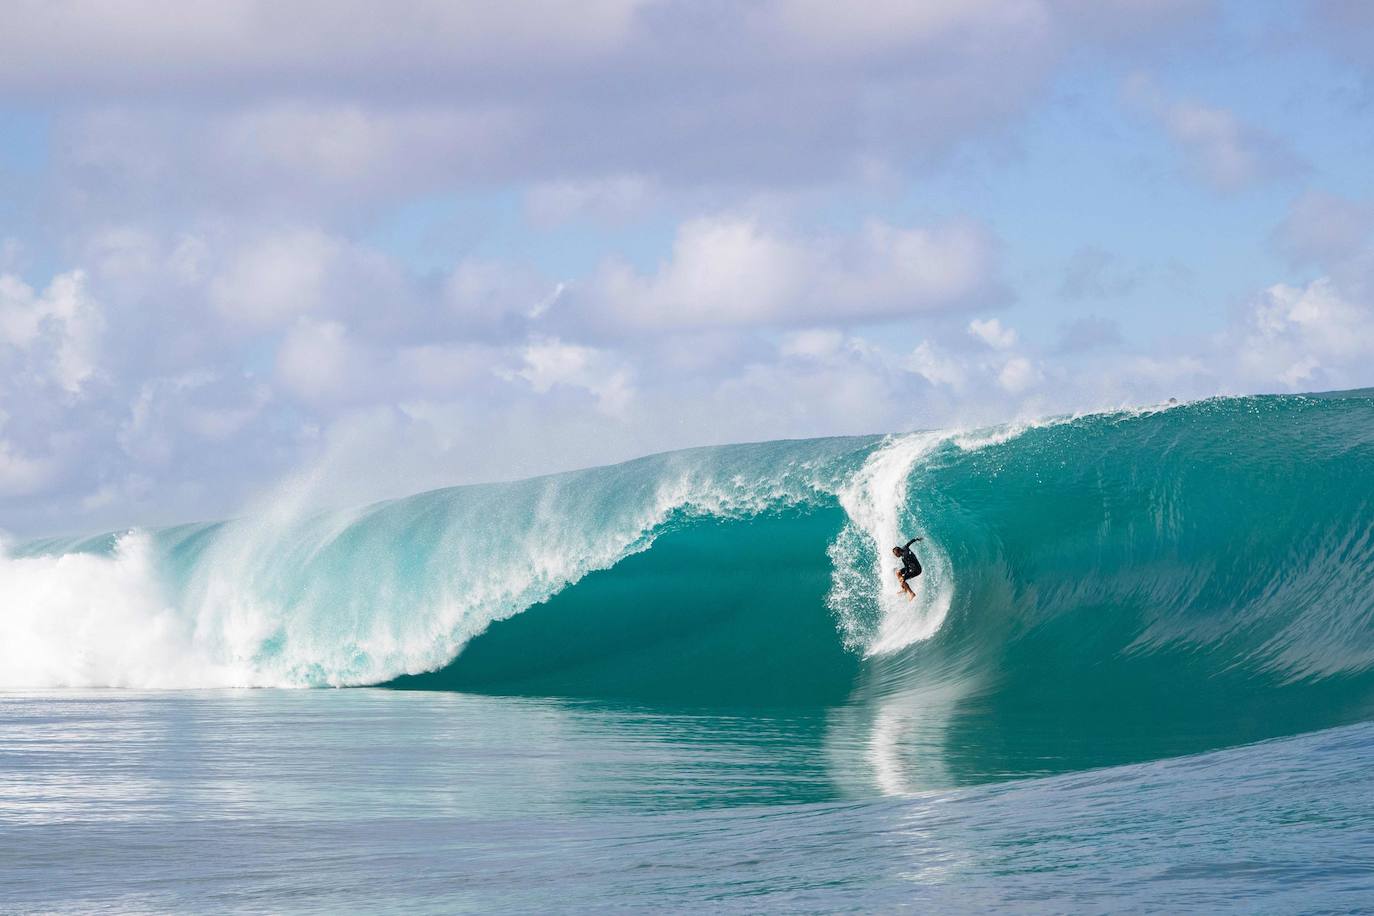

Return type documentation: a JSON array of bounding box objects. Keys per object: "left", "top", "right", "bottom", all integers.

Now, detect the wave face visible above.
[{"left": 6, "top": 392, "right": 1374, "bottom": 778}]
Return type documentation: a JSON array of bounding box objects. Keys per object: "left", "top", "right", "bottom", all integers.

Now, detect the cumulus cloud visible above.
[
  {"left": 4, "top": 243, "right": 1368, "bottom": 537},
  {"left": 0, "top": 417, "right": 56, "bottom": 498},
  {"left": 210, "top": 229, "right": 340, "bottom": 328},
  {"left": 117, "top": 373, "right": 272, "bottom": 467},
  {"left": 510, "top": 338, "right": 634, "bottom": 416},
  {"left": 1233, "top": 278, "right": 1374, "bottom": 391},
  {"left": 779, "top": 329, "right": 849, "bottom": 360},
  {"left": 72, "top": 219, "right": 553, "bottom": 354},
  {"left": 905, "top": 323, "right": 1044, "bottom": 400},
  {"left": 997, "top": 356, "right": 1041, "bottom": 394},
  {"left": 1126, "top": 75, "right": 1305, "bottom": 192},
  {"left": 275, "top": 319, "right": 358, "bottom": 403},
  {"left": 443, "top": 261, "right": 563, "bottom": 338},
  {"left": 593, "top": 216, "right": 1003, "bottom": 329},
  {"left": 968, "top": 318, "right": 1018, "bottom": 350},
  {"left": 906, "top": 341, "right": 969, "bottom": 390},
  {"left": 6, "top": 200, "right": 1369, "bottom": 538},
  {"left": 0, "top": 270, "right": 102, "bottom": 395}
]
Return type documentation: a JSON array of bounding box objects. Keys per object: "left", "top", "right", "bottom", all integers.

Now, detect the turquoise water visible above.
[
  {"left": 4, "top": 391, "right": 1374, "bottom": 910},
  {"left": 3, "top": 691, "right": 1373, "bottom": 912}
]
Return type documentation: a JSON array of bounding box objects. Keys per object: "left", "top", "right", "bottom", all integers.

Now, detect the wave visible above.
[
  {"left": 2, "top": 434, "right": 880, "bottom": 689},
  {"left": 5, "top": 391, "right": 1374, "bottom": 778}
]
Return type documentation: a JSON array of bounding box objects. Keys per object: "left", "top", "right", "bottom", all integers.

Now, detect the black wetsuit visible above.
[{"left": 897, "top": 538, "right": 922, "bottom": 580}]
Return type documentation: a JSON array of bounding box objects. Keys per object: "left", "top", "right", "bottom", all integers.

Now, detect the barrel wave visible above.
[{"left": 5, "top": 391, "right": 1374, "bottom": 783}]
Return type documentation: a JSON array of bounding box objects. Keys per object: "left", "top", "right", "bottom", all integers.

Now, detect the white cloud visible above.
[
  {"left": 7, "top": 242, "right": 1372, "bottom": 538},
  {"left": 1126, "top": 75, "right": 1303, "bottom": 192},
  {"left": 0, "top": 270, "right": 103, "bottom": 395},
  {"left": 19, "top": 0, "right": 1216, "bottom": 221},
  {"left": 397, "top": 344, "right": 497, "bottom": 393},
  {"left": 596, "top": 216, "right": 1002, "bottom": 329},
  {"left": 775, "top": 0, "right": 1052, "bottom": 57},
  {"left": 7, "top": 0, "right": 1367, "bottom": 542},
  {"left": 77, "top": 104, "right": 527, "bottom": 211},
  {"left": 222, "top": 105, "right": 510, "bottom": 186},
  {"left": 119, "top": 376, "right": 199, "bottom": 466},
  {"left": 512, "top": 338, "right": 634, "bottom": 415},
  {"left": 968, "top": 317, "right": 1018, "bottom": 350},
  {"left": 117, "top": 373, "right": 273, "bottom": 467},
  {"left": 997, "top": 356, "right": 1040, "bottom": 393},
  {"left": 275, "top": 319, "right": 358, "bottom": 403},
  {"left": 14, "top": 208, "right": 1373, "bottom": 541},
  {"left": 209, "top": 229, "right": 339, "bottom": 328},
  {"left": 0, "top": 416, "right": 56, "bottom": 498},
  {"left": 906, "top": 341, "right": 968, "bottom": 389},
  {"left": 907, "top": 325, "right": 1042, "bottom": 396},
  {"left": 0, "top": 1, "right": 643, "bottom": 96},
  {"left": 1234, "top": 278, "right": 1374, "bottom": 391},
  {"left": 183, "top": 385, "right": 273, "bottom": 441},
  {"left": 524, "top": 175, "right": 656, "bottom": 228},
  {"left": 780, "top": 329, "right": 848, "bottom": 360},
  {"left": 444, "top": 260, "right": 563, "bottom": 333},
  {"left": 0, "top": 444, "right": 53, "bottom": 497}
]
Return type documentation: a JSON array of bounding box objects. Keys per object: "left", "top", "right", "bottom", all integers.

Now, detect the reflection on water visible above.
[
  {"left": 3, "top": 689, "right": 1374, "bottom": 912},
  {"left": 1, "top": 690, "right": 854, "bottom": 821}
]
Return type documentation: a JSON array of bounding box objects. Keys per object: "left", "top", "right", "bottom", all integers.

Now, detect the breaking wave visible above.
[{"left": 6, "top": 390, "right": 1374, "bottom": 779}]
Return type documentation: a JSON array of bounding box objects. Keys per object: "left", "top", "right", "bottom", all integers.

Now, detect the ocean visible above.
[{"left": 4, "top": 391, "right": 1374, "bottom": 911}]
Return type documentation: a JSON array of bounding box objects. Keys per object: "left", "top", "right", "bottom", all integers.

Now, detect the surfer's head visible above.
[{"left": 892, "top": 546, "right": 902, "bottom": 556}]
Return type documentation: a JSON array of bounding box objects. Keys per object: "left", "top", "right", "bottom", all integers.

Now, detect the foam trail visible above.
[{"left": 828, "top": 433, "right": 959, "bottom": 655}]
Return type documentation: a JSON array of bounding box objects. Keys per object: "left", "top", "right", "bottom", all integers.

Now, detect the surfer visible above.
[{"left": 892, "top": 537, "right": 923, "bottom": 601}]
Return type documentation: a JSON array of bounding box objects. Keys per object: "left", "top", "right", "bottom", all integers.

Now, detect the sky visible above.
[{"left": 2, "top": 0, "right": 1374, "bottom": 536}]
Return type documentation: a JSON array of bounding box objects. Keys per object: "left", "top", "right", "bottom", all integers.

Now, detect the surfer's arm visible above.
[{"left": 904, "top": 538, "right": 922, "bottom": 548}]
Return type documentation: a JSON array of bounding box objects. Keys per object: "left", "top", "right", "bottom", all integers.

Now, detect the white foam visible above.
[
  {"left": 829, "top": 433, "right": 953, "bottom": 655},
  {"left": 826, "top": 418, "right": 1065, "bottom": 656},
  {"left": 0, "top": 532, "right": 247, "bottom": 688}
]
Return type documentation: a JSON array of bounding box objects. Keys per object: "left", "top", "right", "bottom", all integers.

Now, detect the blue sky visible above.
[{"left": 1, "top": 0, "right": 1373, "bottom": 536}]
